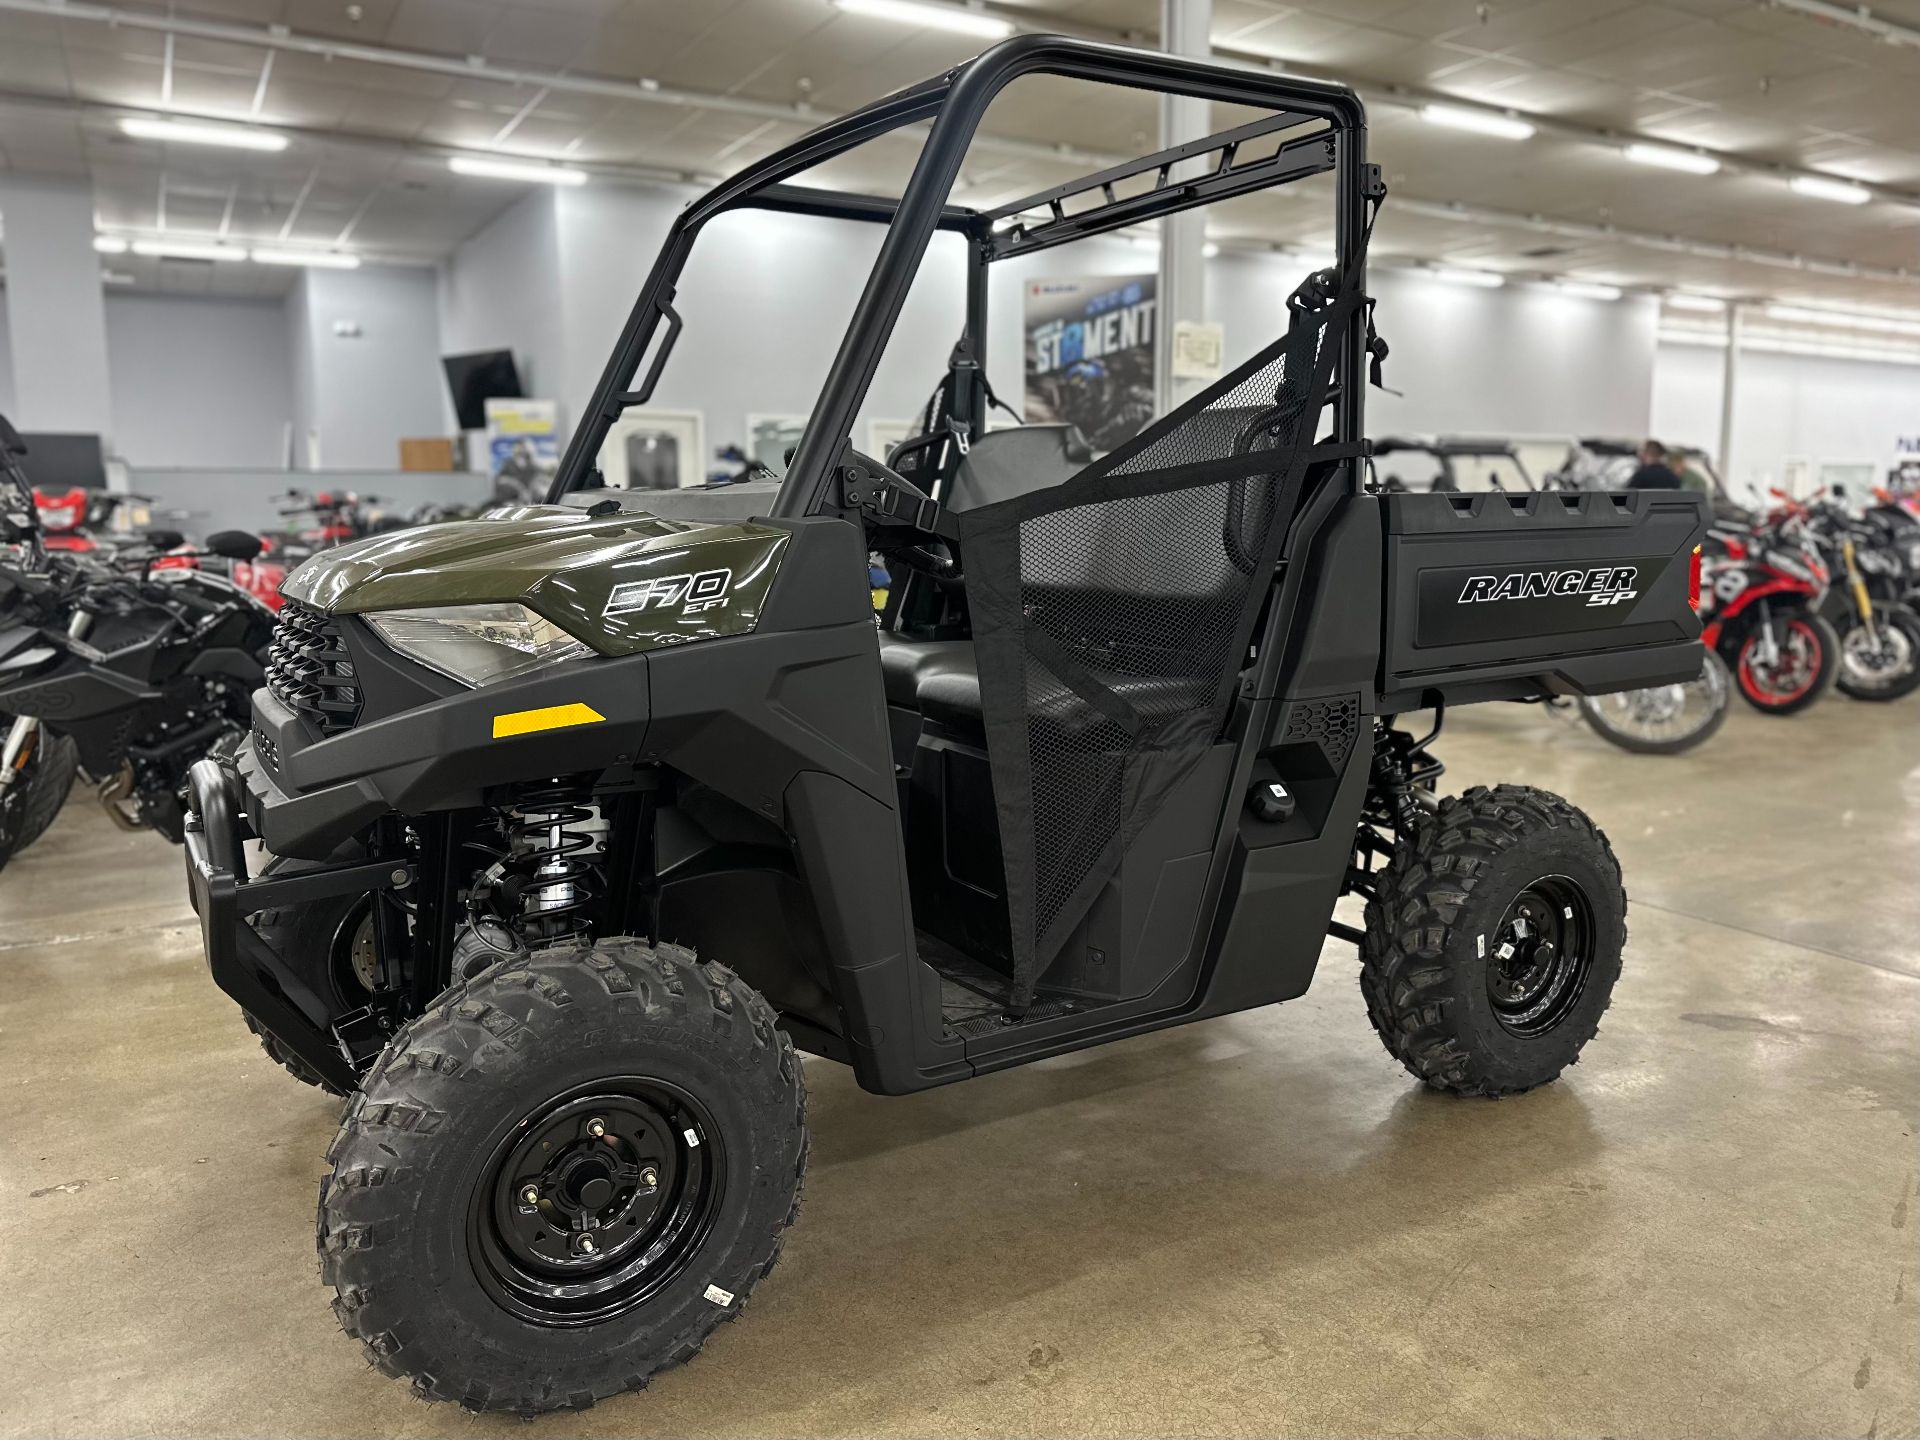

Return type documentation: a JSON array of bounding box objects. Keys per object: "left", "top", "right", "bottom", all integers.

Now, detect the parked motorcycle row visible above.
[
  {"left": 1, "top": 417, "right": 278, "bottom": 871},
  {"left": 1576, "top": 478, "right": 1920, "bottom": 754},
  {"left": 0, "top": 416, "right": 511, "bottom": 873}
]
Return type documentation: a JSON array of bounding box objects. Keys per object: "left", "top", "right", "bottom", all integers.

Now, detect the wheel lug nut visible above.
[
  {"left": 587, "top": 1118, "right": 606, "bottom": 1138},
  {"left": 521, "top": 1186, "right": 540, "bottom": 1206},
  {"left": 641, "top": 1167, "right": 658, "bottom": 1188},
  {"left": 575, "top": 1234, "right": 597, "bottom": 1255}
]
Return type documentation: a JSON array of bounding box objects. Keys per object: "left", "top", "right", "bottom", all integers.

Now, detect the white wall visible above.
[
  {"left": 439, "top": 176, "right": 1661, "bottom": 460},
  {"left": 0, "top": 175, "right": 113, "bottom": 437},
  {"left": 437, "top": 189, "right": 565, "bottom": 427},
  {"left": 104, "top": 294, "right": 292, "bottom": 468},
  {"left": 0, "top": 291, "right": 15, "bottom": 418},
  {"left": 1211, "top": 255, "right": 1661, "bottom": 438},
  {"left": 289, "top": 265, "right": 446, "bottom": 470},
  {"left": 1652, "top": 339, "right": 1920, "bottom": 499}
]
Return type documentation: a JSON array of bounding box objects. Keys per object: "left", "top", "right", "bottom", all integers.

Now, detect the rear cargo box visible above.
[{"left": 1380, "top": 488, "right": 1708, "bottom": 711}]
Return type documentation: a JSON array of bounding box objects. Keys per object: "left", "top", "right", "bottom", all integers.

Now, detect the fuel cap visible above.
[{"left": 1247, "top": 779, "right": 1296, "bottom": 824}]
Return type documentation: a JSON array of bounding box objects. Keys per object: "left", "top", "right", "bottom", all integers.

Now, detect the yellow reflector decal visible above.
[{"left": 492, "top": 702, "right": 606, "bottom": 739}]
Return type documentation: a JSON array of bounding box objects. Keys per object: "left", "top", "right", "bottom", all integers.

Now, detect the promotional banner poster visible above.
[
  {"left": 485, "top": 398, "right": 562, "bottom": 504},
  {"left": 1025, "top": 275, "right": 1158, "bottom": 451}
]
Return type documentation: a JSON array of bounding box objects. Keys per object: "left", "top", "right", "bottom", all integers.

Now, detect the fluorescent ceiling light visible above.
[
  {"left": 1201, "top": 240, "right": 1221, "bottom": 258},
  {"left": 1431, "top": 265, "right": 1505, "bottom": 288},
  {"left": 1623, "top": 143, "right": 1720, "bottom": 175},
  {"left": 830, "top": 0, "right": 1013, "bottom": 38},
  {"left": 251, "top": 248, "right": 361, "bottom": 269},
  {"left": 1765, "top": 303, "right": 1920, "bottom": 337},
  {"left": 1665, "top": 293, "right": 1727, "bottom": 313},
  {"left": 1788, "top": 174, "right": 1871, "bottom": 205},
  {"left": 119, "top": 116, "right": 288, "bottom": 152},
  {"left": 131, "top": 238, "right": 247, "bottom": 262},
  {"left": 448, "top": 155, "right": 588, "bottom": 185},
  {"left": 1557, "top": 280, "right": 1622, "bottom": 301},
  {"left": 92, "top": 235, "right": 128, "bottom": 254},
  {"left": 1419, "top": 103, "right": 1535, "bottom": 141},
  {"left": 102, "top": 270, "right": 136, "bottom": 286}
]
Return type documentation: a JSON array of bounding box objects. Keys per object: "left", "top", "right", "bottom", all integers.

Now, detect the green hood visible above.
[{"left": 281, "top": 505, "right": 789, "bottom": 657}]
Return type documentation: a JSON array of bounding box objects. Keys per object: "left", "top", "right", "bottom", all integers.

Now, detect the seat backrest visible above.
[{"left": 943, "top": 424, "right": 1092, "bottom": 512}]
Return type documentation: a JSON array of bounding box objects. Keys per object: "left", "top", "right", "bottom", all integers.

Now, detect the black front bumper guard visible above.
[{"left": 183, "top": 756, "right": 413, "bottom": 1093}]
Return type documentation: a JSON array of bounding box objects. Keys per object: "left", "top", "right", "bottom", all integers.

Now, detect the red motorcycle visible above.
[
  {"left": 1698, "top": 513, "right": 1838, "bottom": 715},
  {"left": 31, "top": 487, "right": 145, "bottom": 553},
  {"left": 149, "top": 542, "right": 288, "bottom": 613}
]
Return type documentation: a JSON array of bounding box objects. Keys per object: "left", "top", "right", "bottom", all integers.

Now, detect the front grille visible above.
[{"left": 265, "top": 600, "right": 361, "bottom": 736}]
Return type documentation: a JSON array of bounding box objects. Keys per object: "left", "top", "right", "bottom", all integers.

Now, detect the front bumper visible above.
[{"left": 183, "top": 755, "right": 413, "bottom": 1092}]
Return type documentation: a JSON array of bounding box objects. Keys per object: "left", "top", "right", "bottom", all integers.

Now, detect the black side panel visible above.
[
  {"left": 785, "top": 770, "right": 967, "bottom": 1094},
  {"left": 647, "top": 515, "right": 963, "bottom": 1093},
  {"left": 0, "top": 653, "right": 158, "bottom": 721},
  {"left": 1199, "top": 492, "right": 1379, "bottom": 1013},
  {"left": 1382, "top": 488, "right": 1707, "bottom": 708}
]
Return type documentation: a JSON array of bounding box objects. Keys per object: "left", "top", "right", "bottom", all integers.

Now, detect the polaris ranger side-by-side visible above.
[{"left": 181, "top": 35, "right": 1708, "bottom": 1416}]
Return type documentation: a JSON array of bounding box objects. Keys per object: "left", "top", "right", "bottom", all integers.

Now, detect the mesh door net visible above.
[{"left": 958, "top": 272, "right": 1366, "bottom": 1010}]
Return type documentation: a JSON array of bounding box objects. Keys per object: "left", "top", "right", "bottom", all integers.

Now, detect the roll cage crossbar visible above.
[{"left": 549, "top": 32, "right": 1370, "bottom": 521}]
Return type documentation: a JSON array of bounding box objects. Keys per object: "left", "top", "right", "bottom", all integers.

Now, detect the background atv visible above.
[{"left": 182, "top": 34, "right": 1707, "bottom": 1418}]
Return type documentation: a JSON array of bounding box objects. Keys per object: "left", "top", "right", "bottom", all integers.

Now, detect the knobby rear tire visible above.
[{"left": 1359, "top": 784, "right": 1627, "bottom": 1097}]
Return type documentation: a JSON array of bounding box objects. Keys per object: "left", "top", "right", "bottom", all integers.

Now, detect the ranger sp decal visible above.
[
  {"left": 603, "top": 568, "right": 733, "bottom": 618},
  {"left": 1458, "top": 566, "right": 1639, "bottom": 608}
]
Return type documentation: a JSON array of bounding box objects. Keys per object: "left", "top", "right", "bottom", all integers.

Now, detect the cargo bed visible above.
[{"left": 1378, "top": 487, "right": 1708, "bottom": 712}]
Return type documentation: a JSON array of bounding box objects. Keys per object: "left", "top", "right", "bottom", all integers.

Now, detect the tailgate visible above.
[{"left": 1380, "top": 488, "right": 1707, "bottom": 709}]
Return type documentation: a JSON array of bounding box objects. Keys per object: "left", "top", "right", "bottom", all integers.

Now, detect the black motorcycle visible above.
[
  {"left": 1788, "top": 489, "right": 1920, "bottom": 702},
  {"left": 0, "top": 415, "right": 275, "bottom": 866}
]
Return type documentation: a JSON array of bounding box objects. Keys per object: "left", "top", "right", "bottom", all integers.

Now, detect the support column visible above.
[
  {"left": 1156, "top": 0, "right": 1212, "bottom": 414},
  {"left": 1718, "top": 302, "right": 1743, "bottom": 490},
  {"left": 0, "top": 177, "right": 113, "bottom": 438}
]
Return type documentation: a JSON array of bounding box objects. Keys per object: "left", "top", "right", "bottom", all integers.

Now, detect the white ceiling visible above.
[{"left": 0, "top": 0, "right": 1918, "bottom": 309}]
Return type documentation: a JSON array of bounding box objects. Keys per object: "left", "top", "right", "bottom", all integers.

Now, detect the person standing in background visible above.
[{"left": 1628, "top": 439, "right": 1684, "bottom": 490}]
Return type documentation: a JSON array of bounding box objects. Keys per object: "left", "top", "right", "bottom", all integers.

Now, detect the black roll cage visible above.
[{"left": 548, "top": 32, "right": 1371, "bottom": 518}]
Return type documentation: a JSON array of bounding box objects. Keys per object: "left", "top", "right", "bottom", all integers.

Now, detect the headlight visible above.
[{"left": 364, "top": 603, "right": 594, "bottom": 687}]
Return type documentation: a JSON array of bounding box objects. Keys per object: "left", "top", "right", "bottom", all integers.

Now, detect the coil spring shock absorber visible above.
[
  {"left": 506, "top": 783, "right": 599, "bottom": 942},
  {"left": 1367, "top": 705, "right": 1447, "bottom": 836}
]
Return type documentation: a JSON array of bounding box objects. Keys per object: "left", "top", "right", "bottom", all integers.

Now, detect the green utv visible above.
[{"left": 184, "top": 35, "right": 1707, "bottom": 1416}]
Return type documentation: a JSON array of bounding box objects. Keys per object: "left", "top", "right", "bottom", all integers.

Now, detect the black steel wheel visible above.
[
  {"left": 1360, "top": 784, "right": 1626, "bottom": 1096},
  {"left": 470, "top": 1078, "right": 726, "bottom": 1328},
  {"left": 1484, "top": 876, "right": 1595, "bottom": 1039},
  {"left": 317, "top": 938, "right": 806, "bottom": 1416}
]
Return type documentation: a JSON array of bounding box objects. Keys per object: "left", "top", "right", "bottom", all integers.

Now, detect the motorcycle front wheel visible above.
[
  {"left": 1579, "top": 650, "right": 1731, "bottom": 754},
  {"left": 0, "top": 722, "right": 80, "bottom": 873},
  {"left": 1834, "top": 603, "right": 1920, "bottom": 702},
  {"left": 1732, "top": 612, "right": 1838, "bottom": 716}
]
